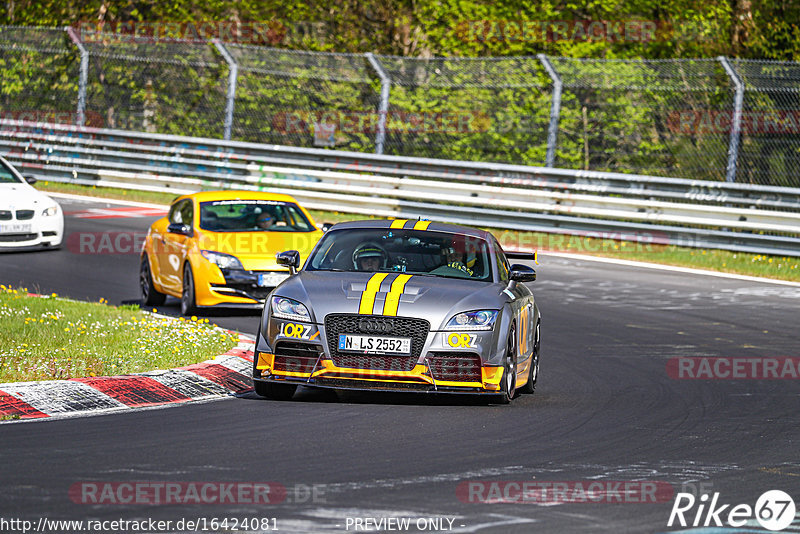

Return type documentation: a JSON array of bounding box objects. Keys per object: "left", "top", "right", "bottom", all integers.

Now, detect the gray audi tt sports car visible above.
[{"left": 252, "top": 219, "right": 541, "bottom": 403}]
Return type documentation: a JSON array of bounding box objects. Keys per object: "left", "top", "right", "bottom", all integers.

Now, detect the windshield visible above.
[
  {"left": 199, "top": 200, "right": 314, "bottom": 232},
  {"left": 0, "top": 160, "right": 23, "bottom": 184},
  {"left": 306, "top": 228, "right": 494, "bottom": 281}
]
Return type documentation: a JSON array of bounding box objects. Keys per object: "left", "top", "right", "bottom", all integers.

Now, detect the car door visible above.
[
  {"left": 158, "top": 199, "right": 194, "bottom": 294},
  {"left": 495, "top": 241, "right": 536, "bottom": 380}
]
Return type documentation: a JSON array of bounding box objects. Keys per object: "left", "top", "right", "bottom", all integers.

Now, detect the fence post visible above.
[
  {"left": 366, "top": 53, "right": 391, "bottom": 155},
  {"left": 213, "top": 40, "right": 238, "bottom": 141},
  {"left": 718, "top": 56, "right": 744, "bottom": 183},
  {"left": 538, "top": 54, "right": 562, "bottom": 168},
  {"left": 65, "top": 26, "right": 88, "bottom": 127}
]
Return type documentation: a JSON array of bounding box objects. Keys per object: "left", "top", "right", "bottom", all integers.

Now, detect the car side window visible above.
[
  {"left": 494, "top": 240, "right": 510, "bottom": 282},
  {"left": 169, "top": 200, "right": 193, "bottom": 226},
  {"left": 180, "top": 201, "right": 193, "bottom": 226},
  {"left": 168, "top": 201, "right": 183, "bottom": 224}
]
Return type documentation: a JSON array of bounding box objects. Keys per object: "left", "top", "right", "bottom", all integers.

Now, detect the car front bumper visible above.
[
  {"left": 0, "top": 215, "right": 63, "bottom": 251},
  {"left": 253, "top": 350, "right": 505, "bottom": 394}
]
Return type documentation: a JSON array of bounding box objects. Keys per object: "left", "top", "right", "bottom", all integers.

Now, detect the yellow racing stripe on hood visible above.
[
  {"left": 390, "top": 219, "right": 408, "bottom": 229},
  {"left": 382, "top": 274, "right": 413, "bottom": 316},
  {"left": 359, "top": 273, "right": 389, "bottom": 314},
  {"left": 413, "top": 220, "right": 431, "bottom": 230}
]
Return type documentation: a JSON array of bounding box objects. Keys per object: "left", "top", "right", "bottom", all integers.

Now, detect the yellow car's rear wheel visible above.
[{"left": 140, "top": 255, "right": 166, "bottom": 306}]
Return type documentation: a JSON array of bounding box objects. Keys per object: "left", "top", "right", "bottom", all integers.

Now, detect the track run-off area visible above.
[{"left": 1, "top": 194, "right": 799, "bottom": 533}]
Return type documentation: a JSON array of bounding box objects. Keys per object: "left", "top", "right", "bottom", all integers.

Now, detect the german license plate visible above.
[
  {"left": 0, "top": 223, "right": 31, "bottom": 234},
  {"left": 338, "top": 334, "right": 412, "bottom": 355},
  {"left": 257, "top": 272, "right": 289, "bottom": 287}
]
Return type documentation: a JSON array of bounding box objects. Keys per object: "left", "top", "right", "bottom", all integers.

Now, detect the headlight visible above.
[
  {"left": 271, "top": 296, "right": 311, "bottom": 322},
  {"left": 201, "top": 250, "right": 244, "bottom": 270},
  {"left": 41, "top": 205, "right": 59, "bottom": 217},
  {"left": 445, "top": 310, "right": 498, "bottom": 331}
]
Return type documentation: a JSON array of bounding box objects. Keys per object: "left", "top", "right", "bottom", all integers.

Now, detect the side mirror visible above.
[
  {"left": 24, "top": 175, "right": 38, "bottom": 185},
  {"left": 167, "top": 223, "right": 192, "bottom": 236},
  {"left": 276, "top": 250, "right": 301, "bottom": 275},
  {"left": 509, "top": 264, "right": 536, "bottom": 283},
  {"left": 321, "top": 223, "right": 333, "bottom": 233}
]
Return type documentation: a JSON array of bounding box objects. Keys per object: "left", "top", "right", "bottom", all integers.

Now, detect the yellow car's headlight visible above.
[{"left": 201, "top": 250, "right": 244, "bottom": 270}]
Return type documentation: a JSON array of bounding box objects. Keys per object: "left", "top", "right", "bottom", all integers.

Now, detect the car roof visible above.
[
  {"left": 328, "top": 219, "right": 494, "bottom": 241},
  {"left": 176, "top": 190, "right": 301, "bottom": 204}
]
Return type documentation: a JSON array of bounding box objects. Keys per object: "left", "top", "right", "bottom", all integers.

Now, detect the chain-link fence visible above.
[
  {"left": 0, "top": 26, "right": 80, "bottom": 124},
  {"left": 733, "top": 59, "right": 800, "bottom": 188},
  {"left": 552, "top": 57, "right": 734, "bottom": 181},
  {"left": 80, "top": 34, "right": 229, "bottom": 137},
  {"left": 2, "top": 26, "right": 799, "bottom": 187},
  {"left": 227, "top": 45, "right": 382, "bottom": 151}
]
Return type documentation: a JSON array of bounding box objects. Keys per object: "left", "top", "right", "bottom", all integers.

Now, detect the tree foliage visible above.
[{"left": 2, "top": 0, "right": 797, "bottom": 60}]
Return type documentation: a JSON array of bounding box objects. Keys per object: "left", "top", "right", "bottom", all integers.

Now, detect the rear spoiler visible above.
[{"left": 505, "top": 251, "right": 538, "bottom": 263}]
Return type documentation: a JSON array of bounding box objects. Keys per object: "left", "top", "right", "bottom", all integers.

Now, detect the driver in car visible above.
[
  {"left": 353, "top": 242, "right": 388, "bottom": 272},
  {"left": 443, "top": 245, "right": 474, "bottom": 276}
]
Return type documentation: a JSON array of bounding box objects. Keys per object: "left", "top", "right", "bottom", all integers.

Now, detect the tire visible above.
[
  {"left": 497, "top": 325, "right": 518, "bottom": 404},
  {"left": 520, "top": 321, "right": 540, "bottom": 394},
  {"left": 252, "top": 322, "right": 263, "bottom": 380},
  {"left": 254, "top": 380, "right": 297, "bottom": 401},
  {"left": 140, "top": 255, "right": 167, "bottom": 306},
  {"left": 180, "top": 263, "right": 197, "bottom": 316}
]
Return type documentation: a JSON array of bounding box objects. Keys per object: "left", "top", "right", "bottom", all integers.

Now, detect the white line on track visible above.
[{"left": 539, "top": 251, "right": 800, "bottom": 287}]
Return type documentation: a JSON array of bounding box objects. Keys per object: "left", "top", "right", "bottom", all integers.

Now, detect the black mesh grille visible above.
[
  {"left": 0, "top": 233, "right": 37, "bottom": 242},
  {"left": 273, "top": 341, "right": 322, "bottom": 373},
  {"left": 0, "top": 211, "right": 11, "bottom": 221},
  {"left": 325, "top": 314, "right": 429, "bottom": 371},
  {"left": 15, "top": 210, "right": 34, "bottom": 220},
  {"left": 427, "top": 352, "right": 482, "bottom": 382}
]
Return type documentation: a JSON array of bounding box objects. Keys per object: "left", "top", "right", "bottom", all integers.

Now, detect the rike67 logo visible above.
[{"left": 668, "top": 490, "right": 796, "bottom": 531}]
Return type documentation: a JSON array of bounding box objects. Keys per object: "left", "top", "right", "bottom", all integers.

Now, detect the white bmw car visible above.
[{"left": 0, "top": 156, "right": 63, "bottom": 251}]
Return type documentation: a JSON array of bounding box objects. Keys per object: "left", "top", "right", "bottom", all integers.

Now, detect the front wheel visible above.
[
  {"left": 520, "top": 321, "right": 540, "bottom": 394},
  {"left": 181, "top": 263, "right": 197, "bottom": 316},
  {"left": 497, "top": 326, "right": 518, "bottom": 404},
  {"left": 254, "top": 381, "right": 297, "bottom": 401}
]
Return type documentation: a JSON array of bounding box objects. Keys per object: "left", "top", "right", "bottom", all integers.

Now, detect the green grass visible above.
[
  {"left": 0, "top": 286, "right": 238, "bottom": 383},
  {"left": 36, "top": 181, "right": 364, "bottom": 225},
  {"left": 39, "top": 181, "right": 182, "bottom": 206},
  {"left": 38, "top": 181, "right": 800, "bottom": 282}
]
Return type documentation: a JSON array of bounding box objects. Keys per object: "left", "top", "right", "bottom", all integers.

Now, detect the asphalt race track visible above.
[{"left": 1, "top": 196, "right": 799, "bottom": 533}]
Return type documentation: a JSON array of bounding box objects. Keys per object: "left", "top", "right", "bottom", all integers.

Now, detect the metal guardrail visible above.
[{"left": 2, "top": 118, "right": 800, "bottom": 256}]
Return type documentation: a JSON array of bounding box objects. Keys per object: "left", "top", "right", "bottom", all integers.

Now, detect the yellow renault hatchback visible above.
[{"left": 140, "top": 191, "right": 323, "bottom": 315}]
